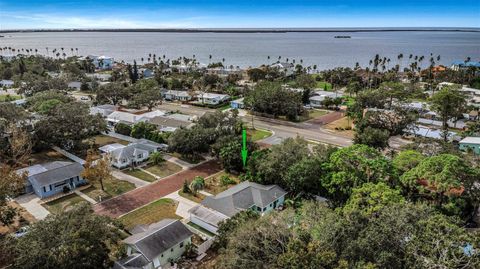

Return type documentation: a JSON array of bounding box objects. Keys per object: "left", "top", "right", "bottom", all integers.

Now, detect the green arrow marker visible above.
[{"left": 241, "top": 129, "right": 248, "bottom": 167}]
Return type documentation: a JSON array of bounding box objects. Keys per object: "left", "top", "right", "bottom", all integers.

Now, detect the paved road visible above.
[{"left": 94, "top": 160, "right": 222, "bottom": 218}]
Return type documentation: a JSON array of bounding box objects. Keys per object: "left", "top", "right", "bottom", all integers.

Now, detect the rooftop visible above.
[
  {"left": 459, "top": 137, "right": 480, "bottom": 144},
  {"left": 16, "top": 161, "right": 84, "bottom": 186}
]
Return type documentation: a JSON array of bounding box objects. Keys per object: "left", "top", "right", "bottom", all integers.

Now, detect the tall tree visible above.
[
  {"left": 430, "top": 86, "right": 466, "bottom": 141},
  {"left": 81, "top": 150, "right": 112, "bottom": 191}
]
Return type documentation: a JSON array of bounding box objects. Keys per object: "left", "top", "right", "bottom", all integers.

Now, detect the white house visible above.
[
  {"left": 0, "top": 79, "right": 14, "bottom": 88},
  {"left": 309, "top": 90, "right": 342, "bottom": 108},
  {"left": 106, "top": 110, "right": 166, "bottom": 126},
  {"left": 162, "top": 90, "right": 192, "bottom": 101},
  {"left": 270, "top": 62, "right": 295, "bottom": 76},
  {"left": 90, "top": 104, "right": 117, "bottom": 117},
  {"left": 195, "top": 92, "right": 230, "bottom": 105},
  {"left": 99, "top": 139, "right": 166, "bottom": 169}
]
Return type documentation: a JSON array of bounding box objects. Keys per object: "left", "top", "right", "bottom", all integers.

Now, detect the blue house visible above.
[
  {"left": 17, "top": 161, "right": 86, "bottom": 198},
  {"left": 230, "top": 97, "right": 245, "bottom": 109}
]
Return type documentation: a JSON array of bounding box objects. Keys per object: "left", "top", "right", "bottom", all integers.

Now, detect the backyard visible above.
[
  {"left": 91, "top": 134, "right": 130, "bottom": 147},
  {"left": 119, "top": 198, "right": 181, "bottom": 230},
  {"left": 43, "top": 193, "right": 88, "bottom": 214},
  {"left": 26, "top": 150, "right": 68, "bottom": 166},
  {"left": 81, "top": 177, "right": 136, "bottom": 202}
]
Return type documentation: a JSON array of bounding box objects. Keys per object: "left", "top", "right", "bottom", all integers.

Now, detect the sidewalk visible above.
[
  {"left": 15, "top": 194, "right": 50, "bottom": 220},
  {"left": 102, "top": 131, "right": 138, "bottom": 143},
  {"left": 164, "top": 191, "right": 199, "bottom": 219},
  {"left": 52, "top": 146, "right": 85, "bottom": 165},
  {"left": 74, "top": 190, "right": 97, "bottom": 204},
  {"left": 163, "top": 154, "right": 195, "bottom": 170}
]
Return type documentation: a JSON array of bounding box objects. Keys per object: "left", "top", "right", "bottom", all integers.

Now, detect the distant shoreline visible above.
[{"left": 1, "top": 28, "right": 480, "bottom": 34}]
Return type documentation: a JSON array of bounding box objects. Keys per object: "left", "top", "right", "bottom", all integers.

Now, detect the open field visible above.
[
  {"left": 44, "top": 193, "right": 88, "bottom": 214},
  {"left": 81, "top": 177, "right": 136, "bottom": 202},
  {"left": 119, "top": 198, "right": 180, "bottom": 230},
  {"left": 144, "top": 162, "right": 183, "bottom": 179}
]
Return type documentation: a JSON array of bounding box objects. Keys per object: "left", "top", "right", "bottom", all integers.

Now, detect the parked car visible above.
[{"left": 13, "top": 226, "right": 29, "bottom": 238}]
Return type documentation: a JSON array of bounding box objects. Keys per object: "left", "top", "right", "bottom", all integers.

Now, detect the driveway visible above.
[
  {"left": 94, "top": 160, "right": 222, "bottom": 218},
  {"left": 164, "top": 191, "right": 199, "bottom": 219},
  {"left": 15, "top": 194, "right": 50, "bottom": 220}
]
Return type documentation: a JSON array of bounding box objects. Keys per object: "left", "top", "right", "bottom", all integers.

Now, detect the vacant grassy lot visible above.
[
  {"left": 119, "top": 198, "right": 180, "bottom": 230},
  {"left": 170, "top": 152, "right": 205, "bottom": 164},
  {"left": 0, "top": 94, "right": 21, "bottom": 102},
  {"left": 204, "top": 171, "right": 240, "bottom": 195},
  {"left": 308, "top": 109, "right": 329, "bottom": 119},
  {"left": 178, "top": 190, "right": 205, "bottom": 203},
  {"left": 247, "top": 128, "right": 273, "bottom": 142},
  {"left": 123, "top": 168, "right": 157, "bottom": 182},
  {"left": 144, "top": 162, "right": 182, "bottom": 179},
  {"left": 92, "top": 134, "right": 130, "bottom": 147},
  {"left": 44, "top": 194, "right": 88, "bottom": 214},
  {"left": 324, "top": 116, "right": 355, "bottom": 138},
  {"left": 26, "top": 150, "right": 68, "bottom": 166},
  {"left": 81, "top": 177, "right": 136, "bottom": 202}
]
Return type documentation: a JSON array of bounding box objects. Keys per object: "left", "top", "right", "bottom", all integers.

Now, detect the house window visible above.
[
  {"left": 42, "top": 186, "right": 46, "bottom": 193},
  {"left": 180, "top": 242, "right": 184, "bottom": 248},
  {"left": 137, "top": 154, "right": 142, "bottom": 159},
  {"left": 161, "top": 254, "right": 164, "bottom": 257},
  {"left": 171, "top": 248, "right": 174, "bottom": 252},
  {"left": 49, "top": 185, "right": 53, "bottom": 191},
  {"left": 256, "top": 206, "right": 261, "bottom": 212}
]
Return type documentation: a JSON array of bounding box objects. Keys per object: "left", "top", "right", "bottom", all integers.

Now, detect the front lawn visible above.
[
  {"left": 44, "top": 194, "right": 88, "bottom": 214},
  {"left": 119, "top": 198, "right": 180, "bottom": 230},
  {"left": 0, "top": 94, "right": 21, "bottom": 102},
  {"left": 315, "top": 81, "right": 333, "bottom": 90},
  {"left": 307, "top": 109, "right": 329, "bottom": 119},
  {"left": 123, "top": 168, "right": 156, "bottom": 182},
  {"left": 247, "top": 128, "right": 273, "bottom": 142},
  {"left": 204, "top": 172, "right": 240, "bottom": 195},
  {"left": 144, "top": 162, "right": 182, "bottom": 178},
  {"left": 81, "top": 177, "right": 136, "bottom": 202}
]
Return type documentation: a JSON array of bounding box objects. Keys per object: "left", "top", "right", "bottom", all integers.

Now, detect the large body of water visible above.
[{"left": 1, "top": 31, "right": 479, "bottom": 70}]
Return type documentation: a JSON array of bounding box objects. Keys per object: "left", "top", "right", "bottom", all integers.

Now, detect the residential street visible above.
[{"left": 93, "top": 160, "right": 222, "bottom": 218}]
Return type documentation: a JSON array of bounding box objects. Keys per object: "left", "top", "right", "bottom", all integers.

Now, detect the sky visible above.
[{"left": 0, "top": 0, "right": 479, "bottom": 30}]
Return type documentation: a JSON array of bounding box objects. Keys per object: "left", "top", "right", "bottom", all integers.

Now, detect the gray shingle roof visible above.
[
  {"left": 17, "top": 161, "right": 84, "bottom": 186},
  {"left": 113, "top": 253, "right": 149, "bottom": 269},
  {"left": 188, "top": 205, "right": 229, "bottom": 228},
  {"left": 201, "top": 181, "right": 287, "bottom": 217},
  {"left": 123, "top": 219, "right": 193, "bottom": 261}
]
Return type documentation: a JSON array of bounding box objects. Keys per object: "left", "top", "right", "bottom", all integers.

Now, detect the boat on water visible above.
[{"left": 334, "top": 35, "right": 351, "bottom": 38}]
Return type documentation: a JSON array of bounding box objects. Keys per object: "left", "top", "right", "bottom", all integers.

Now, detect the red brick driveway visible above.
[{"left": 94, "top": 160, "right": 222, "bottom": 218}]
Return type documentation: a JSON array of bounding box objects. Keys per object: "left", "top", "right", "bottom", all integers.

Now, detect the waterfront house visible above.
[
  {"left": 459, "top": 137, "right": 480, "bottom": 155},
  {"left": 230, "top": 97, "right": 245, "bottom": 109},
  {"left": 189, "top": 181, "right": 287, "bottom": 234},
  {"left": 114, "top": 219, "right": 193, "bottom": 269},
  {"left": 162, "top": 90, "right": 192, "bottom": 102},
  {"left": 16, "top": 161, "right": 86, "bottom": 199},
  {"left": 99, "top": 139, "right": 166, "bottom": 169},
  {"left": 270, "top": 62, "right": 295, "bottom": 76},
  {"left": 450, "top": 61, "right": 480, "bottom": 71},
  {"left": 195, "top": 92, "right": 230, "bottom": 105}
]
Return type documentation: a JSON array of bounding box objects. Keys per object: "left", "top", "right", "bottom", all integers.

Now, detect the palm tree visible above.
[{"left": 190, "top": 176, "right": 205, "bottom": 196}]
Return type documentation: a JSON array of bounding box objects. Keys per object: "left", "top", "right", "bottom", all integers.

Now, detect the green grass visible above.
[
  {"left": 0, "top": 94, "right": 21, "bottom": 102},
  {"left": 119, "top": 198, "right": 180, "bottom": 230},
  {"left": 178, "top": 190, "right": 205, "bottom": 203},
  {"left": 171, "top": 153, "right": 205, "bottom": 164},
  {"left": 81, "top": 177, "right": 136, "bottom": 202},
  {"left": 123, "top": 168, "right": 156, "bottom": 182},
  {"left": 247, "top": 128, "right": 273, "bottom": 142},
  {"left": 307, "top": 109, "right": 329, "bottom": 119},
  {"left": 315, "top": 81, "right": 333, "bottom": 90},
  {"left": 91, "top": 135, "right": 130, "bottom": 147},
  {"left": 217, "top": 104, "right": 231, "bottom": 111},
  {"left": 144, "top": 162, "right": 182, "bottom": 179},
  {"left": 44, "top": 194, "right": 88, "bottom": 214},
  {"left": 187, "top": 222, "right": 216, "bottom": 237}
]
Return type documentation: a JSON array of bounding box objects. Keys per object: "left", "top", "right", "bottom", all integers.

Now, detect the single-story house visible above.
[
  {"left": 114, "top": 219, "right": 193, "bottom": 269},
  {"left": 86, "top": 73, "right": 112, "bottom": 81},
  {"left": 404, "top": 125, "right": 459, "bottom": 141},
  {"left": 162, "top": 90, "right": 192, "bottom": 101},
  {"left": 107, "top": 111, "right": 141, "bottom": 126},
  {"left": 450, "top": 61, "right": 480, "bottom": 71},
  {"left": 67, "top": 81, "right": 82, "bottom": 90},
  {"left": 140, "top": 68, "right": 154, "bottom": 78},
  {"left": 459, "top": 136, "right": 480, "bottom": 155},
  {"left": 189, "top": 181, "right": 287, "bottom": 234},
  {"left": 90, "top": 104, "right": 117, "bottom": 117},
  {"left": 196, "top": 92, "right": 230, "bottom": 105},
  {"left": 309, "top": 90, "right": 342, "bottom": 108},
  {"left": 16, "top": 161, "right": 86, "bottom": 198},
  {"left": 230, "top": 98, "right": 245, "bottom": 109},
  {"left": 148, "top": 115, "right": 195, "bottom": 132},
  {"left": 270, "top": 62, "right": 295, "bottom": 76},
  {"left": 10, "top": 98, "right": 26, "bottom": 106},
  {"left": 0, "top": 79, "right": 14, "bottom": 88},
  {"left": 99, "top": 139, "right": 166, "bottom": 169}
]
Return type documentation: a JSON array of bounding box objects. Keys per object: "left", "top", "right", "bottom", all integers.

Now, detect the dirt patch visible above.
[
  {"left": 307, "top": 111, "right": 344, "bottom": 125},
  {"left": 0, "top": 201, "right": 36, "bottom": 235},
  {"left": 324, "top": 116, "right": 355, "bottom": 138}
]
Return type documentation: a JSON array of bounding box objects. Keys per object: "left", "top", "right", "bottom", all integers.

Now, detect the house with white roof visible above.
[
  {"left": 106, "top": 110, "right": 166, "bottom": 126},
  {"left": 270, "top": 62, "right": 295, "bottom": 76},
  {"left": 309, "top": 90, "right": 342, "bottom": 108},
  {"left": 195, "top": 92, "right": 230, "bottom": 105},
  {"left": 459, "top": 137, "right": 480, "bottom": 155},
  {"left": 162, "top": 90, "right": 192, "bottom": 101},
  {"left": 99, "top": 139, "right": 166, "bottom": 169},
  {"left": 0, "top": 79, "right": 14, "bottom": 88},
  {"left": 90, "top": 104, "right": 117, "bottom": 117}
]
